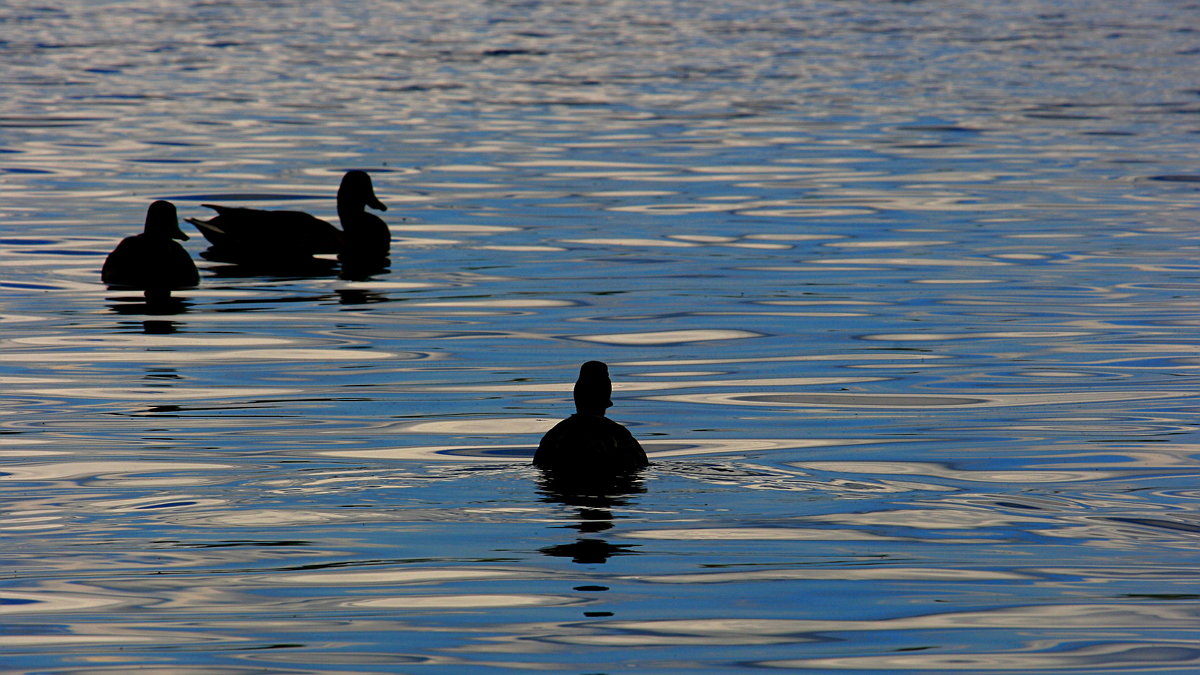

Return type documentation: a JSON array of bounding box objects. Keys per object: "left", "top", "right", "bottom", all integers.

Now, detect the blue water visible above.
[{"left": 2, "top": 1, "right": 1200, "bottom": 672}]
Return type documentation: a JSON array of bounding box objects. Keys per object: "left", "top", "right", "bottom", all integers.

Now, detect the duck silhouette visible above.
[
  {"left": 533, "top": 361, "right": 649, "bottom": 474},
  {"left": 185, "top": 170, "right": 389, "bottom": 267},
  {"left": 101, "top": 200, "right": 199, "bottom": 301}
]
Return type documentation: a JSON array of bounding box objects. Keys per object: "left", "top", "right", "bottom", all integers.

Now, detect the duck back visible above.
[
  {"left": 188, "top": 206, "right": 343, "bottom": 260},
  {"left": 534, "top": 414, "right": 648, "bottom": 473},
  {"left": 102, "top": 234, "right": 199, "bottom": 290}
]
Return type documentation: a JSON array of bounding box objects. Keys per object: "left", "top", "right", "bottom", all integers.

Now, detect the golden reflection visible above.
[
  {"left": 349, "top": 594, "right": 581, "bottom": 609},
  {"left": 0, "top": 634, "right": 162, "bottom": 647},
  {"left": 805, "top": 256, "right": 1011, "bottom": 266},
  {"left": 910, "top": 278, "right": 1002, "bottom": 284},
  {"left": 544, "top": 603, "right": 1199, "bottom": 647},
  {"left": 12, "top": 334, "right": 287, "bottom": 347},
  {"left": 824, "top": 239, "right": 953, "bottom": 248},
  {"left": 562, "top": 237, "right": 699, "bottom": 247},
  {"left": 13, "top": 386, "right": 296, "bottom": 399},
  {"left": 573, "top": 329, "right": 762, "bottom": 345},
  {"left": 863, "top": 330, "right": 1089, "bottom": 340},
  {"left": 0, "top": 589, "right": 129, "bottom": 615},
  {"left": 317, "top": 438, "right": 875, "bottom": 462},
  {"left": 808, "top": 508, "right": 1051, "bottom": 529},
  {"left": 318, "top": 443, "right": 532, "bottom": 462},
  {"left": 620, "top": 527, "right": 905, "bottom": 541},
  {"left": 0, "top": 461, "right": 229, "bottom": 482},
  {"left": 796, "top": 461, "right": 1129, "bottom": 483},
  {"left": 635, "top": 567, "right": 1029, "bottom": 584},
  {"left": 741, "top": 233, "right": 843, "bottom": 241},
  {"left": 0, "top": 349, "right": 404, "bottom": 363},
  {"left": 392, "top": 236, "right": 462, "bottom": 247},
  {"left": 1033, "top": 449, "right": 1200, "bottom": 469},
  {"left": 403, "top": 299, "right": 575, "bottom": 308},
  {"left": 761, "top": 640, "right": 1200, "bottom": 671},
  {"left": 391, "top": 223, "right": 518, "bottom": 234},
  {"left": 170, "top": 509, "right": 364, "bottom": 527},
  {"left": 425, "top": 376, "right": 878, "bottom": 395},
  {"left": 0, "top": 313, "right": 44, "bottom": 323},
  {"left": 275, "top": 568, "right": 533, "bottom": 586},
  {"left": 474, "top": 244, "right": 565, "bottom": 252},
  {"left": 503, "top": 159, "right": 667, "bottom": 169},
  {"left": 394, "top": 418, "right": 556, "bottom": 434},
  {"left": 650, "top": 390, "right": 1189, "bottom": 410},
  {"left": 618, "top": 353, "right": 948, "bottom": 367},
  {"left": 0, "top": 514, "right": 64, "bottom": 531}
]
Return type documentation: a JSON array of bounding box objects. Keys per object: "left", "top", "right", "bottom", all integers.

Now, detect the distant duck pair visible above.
[{"left": 101, "top": 171, "right": 388, "bottom": 297}]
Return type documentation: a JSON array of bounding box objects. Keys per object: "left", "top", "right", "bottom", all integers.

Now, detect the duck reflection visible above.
[
  {"left": 338, "top": 254, "right": 391, "bottom": 282},
  {"left": 140, "top": 319, "right": 181, "bottom": 335},
  {"left": 537, "top": 470, "right": 645, "bottom": 564},
  {"left": 202, "top": 256, "right": 339, "bottom": 278},
  {"left": 334, "top": 287, "right": 391, "bottom": 305},
  {"left": 107, "top": 296, "right": 192, "bottom": 316}
]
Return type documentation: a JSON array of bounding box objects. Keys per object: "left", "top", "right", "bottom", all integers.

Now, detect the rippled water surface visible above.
[{"left": 3, "top": 1, "right": 1200, "bottom": 672}]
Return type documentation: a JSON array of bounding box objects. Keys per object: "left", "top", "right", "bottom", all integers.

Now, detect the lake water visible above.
[{"left": 3, "top": 0, "right": 1200, "bottom": 672}]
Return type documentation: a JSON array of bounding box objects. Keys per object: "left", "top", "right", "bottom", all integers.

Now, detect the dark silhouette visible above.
[
  {"left": 185, "top": 170, "right": 389, "bottom": 270},
  {"left": 540, "top": 538, "right": 638, "bottom": 564},
  {"left": 101, "top": 200, "right": 199, "bottom": 302},
  {"left": 537, "top": 468, "right": 645, "bottom": 565},
  {"left": 533, "top": 361, "right": 648, "bottom": 474}
]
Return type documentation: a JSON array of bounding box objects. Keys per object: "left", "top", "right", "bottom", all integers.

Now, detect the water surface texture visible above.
[{"left": 3, "top": 1, "right": 1200, "bottom": 673}]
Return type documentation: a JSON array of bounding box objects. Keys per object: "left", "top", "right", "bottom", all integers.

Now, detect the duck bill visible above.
[
  {"left": 171, "top": 223, "right": 190, "bottom": 241},
  {"left": 368, "top": 193, "right": 387, "bottom": 212}
]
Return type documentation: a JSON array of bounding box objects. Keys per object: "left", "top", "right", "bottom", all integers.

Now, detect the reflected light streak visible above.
[
  {"left": 617, "top": 353, "right": 949, "bottom": 367},
  {"left": 649, "top": 390, "right": 1189, "bottom": 409},
  {"left": 0, "top": 461, "right": 231, "bottom": 481},
  {"left": 554, "top": 603, "right": 1200, "bottom": 645},
  {"left": 0, "top": 349, "right": 411, "bottom": 363},
  {"left": 634, "top": 567, "right": 1029, "bottom": 584},
  {"left": 13, "top": 386, "right": 297, "bottom": 399},
  {"left": 423, "top": 376, "right": 879, "bottom": 395},
  {"left": 620, "top": 527, "right": 907, "bottom": 541},
  {"left": 348, "top": 594, "right": 580, "bottom": 610},
  {"left": 572, "top": 329, "right": 762, "bottom": 345},
  {"left": 317, "top": 438, "right": 869, "bottom": 462},
  {"left": 795, "top": 461, "right": 1131, "bottom": 483},
  {"left": 274, "top": 567, "right": 534, "bottom": 586},
  {"left": 760, "top": 641, "right": 1200, "bottom": 671}
]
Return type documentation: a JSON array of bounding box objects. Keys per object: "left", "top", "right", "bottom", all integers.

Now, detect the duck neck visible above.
[
  {"left": 337, "top": 204, "right": 362, "bottom": 230},
  {"left": 574, "top": 406, "right": 608, "bottom": 418}
]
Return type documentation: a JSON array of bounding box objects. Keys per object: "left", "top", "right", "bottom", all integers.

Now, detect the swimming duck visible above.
[
  {"left": 185, "top": 170, "right": 389, "bottom": 265},
  {"left": 101, "top": 200, "right": 199, "bottom": 300},
  {"left": 533, "top": 361, "right": 648, "bottom": 473}
]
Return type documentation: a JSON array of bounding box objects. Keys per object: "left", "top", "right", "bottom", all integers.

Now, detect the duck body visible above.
[
  {"left": 184, "top": 170, "right": 388, "bottom": 265},
  {"left": 534, "top": 413, "right": 648, "bottom": 473},
  {"left": 189, "top": 205, "right": 343, "bottom": 262},
  {"left": 533, "top": 361, "right": 648, "bottom": 474},
  {"left": 102, "top": 200, "right": 199, "bottom": 298}
]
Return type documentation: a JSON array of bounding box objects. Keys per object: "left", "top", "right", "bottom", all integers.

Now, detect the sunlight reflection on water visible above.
[{"left": 2, "top": 0, "right": 1200, "bottom": 672}]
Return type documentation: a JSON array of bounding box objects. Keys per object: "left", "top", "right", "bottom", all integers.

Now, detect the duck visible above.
[
  {"left": 533, "top": 361, "right": 649, "bottom": 474},
  {"left": 101, "top": 200, "right": 200, "bottom": 300},
  {"left": 184, "top": 170, "right": 389, "bottom": 265}
]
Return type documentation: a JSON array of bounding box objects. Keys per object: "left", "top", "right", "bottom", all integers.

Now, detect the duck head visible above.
[
  {"left": 338, "top": 170, "right": 387, "bottom": 213},
  {"left": 573, "top": 360, "right": 614, "bottom": 417},
  {"left": 144, "top": 200, "right": 188, "bottom": 240}
]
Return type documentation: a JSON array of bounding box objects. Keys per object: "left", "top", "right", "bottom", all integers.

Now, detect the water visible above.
[{"left": 2, "top": 0, "right": 1200, "bottom": 672}]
